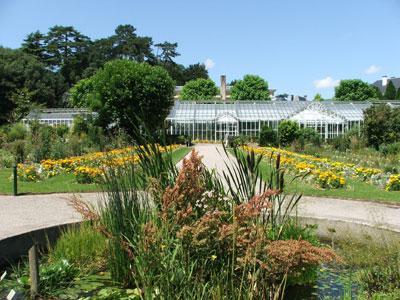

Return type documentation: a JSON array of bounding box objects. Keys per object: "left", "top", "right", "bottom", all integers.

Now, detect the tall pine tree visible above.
[{"left": 384, "top": 80, "right": 397, "bottom": 99}]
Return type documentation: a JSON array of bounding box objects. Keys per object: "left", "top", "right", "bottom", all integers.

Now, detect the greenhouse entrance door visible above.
[{"left": 215, "top": 114, "right": 238, "bottom": 141}]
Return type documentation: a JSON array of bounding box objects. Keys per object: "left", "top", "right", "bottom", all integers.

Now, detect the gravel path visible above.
[{"left": 1, "top": 143, "right": 399, "bottom": 241}]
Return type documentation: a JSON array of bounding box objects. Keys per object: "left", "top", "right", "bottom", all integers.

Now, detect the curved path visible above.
[{"left": 1, "top": 144, "right": 400, "bottom": 242}]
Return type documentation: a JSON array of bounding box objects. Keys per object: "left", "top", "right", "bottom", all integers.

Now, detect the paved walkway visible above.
[{"left": 1, "top": 144, "right": 400, "bottom": 241}]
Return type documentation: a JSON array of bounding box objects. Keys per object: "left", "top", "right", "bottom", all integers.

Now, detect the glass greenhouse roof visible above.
[{"left": 167, "top": 101, "right": 400, "bottom": 123}]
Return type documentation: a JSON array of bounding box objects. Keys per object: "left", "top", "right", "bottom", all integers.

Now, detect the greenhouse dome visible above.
[{"left": 165, "top": 100, "right": 400, "bottom": 141}]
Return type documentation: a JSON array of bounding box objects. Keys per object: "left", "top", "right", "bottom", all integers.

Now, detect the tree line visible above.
[
  {"left": 315, "top": 79, "right": 400, "bottom": 101},
  {"left": 0, "top": 24, "right": 209, "bottom": 125}
]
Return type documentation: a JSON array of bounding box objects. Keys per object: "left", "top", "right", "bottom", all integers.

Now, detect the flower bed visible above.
[
  {"left": 17, "top": 145, "right": 179, "bottom": 184},
  {"left": 243, "top": 146, "right": 399, "bottom": 191}
]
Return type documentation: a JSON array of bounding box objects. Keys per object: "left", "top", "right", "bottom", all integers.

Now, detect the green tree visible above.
[
  {"left": 396, "top": 88, "right": 400, "bottom": 100},
  {"left": 230, "top": 75, "right": 270, "bottom": 100},
  {"left": 69, "top": 60, "right": 174, "bottom": 133},
  {"left": 383, "top": 80, "right": 397, "bottom": 100},
  {"left": 113, "top": 25, "right": 154, "bottom": 62},
  {"left": 182, "top": 63, "right": 208, "bottom": 83},
  {"left": 313, "top": 93, "right": 323, "bottom": 101},
  {"left": 372, "top": 86, "right": 383, "bottom": 100},
  {"left": 180, "top": 78, "right": 218, "bottom": 100},
  {"left": 69, "top": 77, "right": 97, "bottom": 108},
  {"left": 334, "top": 79, "right": 378, "bottom": 101},
  {"left": 155, "top": 41, "right": 180, "bottom": 64},
  {"left": 9, "top": 87, "right": 36, "bottom": 122},
  {"left": 363, "top": 104, "right": 400, "bottom": 149},
  {"left": 162, "top": 63, "right": 209, "bottom": 86},
  {"left": 0, "top": 47, "right": 59, "bottom": 124},
  {"left": 22, "top": 31, "right": 48, "bottom": 61},
  {"left": 278, "top": 120, "right": 299, "bottom": 146},
  {"left": 45, "top": 26, "right": 91, "bottom": 85}
]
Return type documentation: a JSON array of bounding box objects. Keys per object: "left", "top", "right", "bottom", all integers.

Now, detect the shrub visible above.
[
  {"left": 278, "top": 120, "right": 299, "bottom": 146},
  {"left": 228, "top": 135, "right": 251, "bottom": 147},
  {"left": 0, "top": 149, "right": 14, "bottom": 168},
  {"left": 330, "top": 135, "right": 351, "bottom": 151},
  {"left": 30, "top": 125, "right": 54, "bottom": 162},
  {"left": 298, "top": 127, "right": 321, "bottom": 147},
  {"left": 380, "top": 142, "right": 400, "bottom": 156},
  {"left": 55, "top": 124, "right": 70, "bottom": 139},
  {"left": 72, "top": 115, "right": 89, "bottom": 136},
  {"left": 180, "top": 78, "right": 218, "bottom": 100},
  {"left": 67, "top": 135, "right": 87, "bottom": 156},
  {"left": 50, "top": 140, "right": 70, "bottom": 159},
  {"left": 7, "top": 123, "right": 27, "bottom": 142},
  {"left": 10, "top": 140, "right": 27, "bottom": 163},
  {"left": 259, "top": 125, "right": 278, "bottom": 146}
]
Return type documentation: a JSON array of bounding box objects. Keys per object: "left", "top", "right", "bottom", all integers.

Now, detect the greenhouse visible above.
[
  {"left": 22, "top": 108, "right": 96, "bottom": 127},
  {"left": 166, "top": 100, "right": 400, "bottom": 141}
]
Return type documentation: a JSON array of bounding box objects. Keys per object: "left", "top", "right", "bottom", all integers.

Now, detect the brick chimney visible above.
[{"left": 220, "top": 75, "right": 226, "bottom": 101}]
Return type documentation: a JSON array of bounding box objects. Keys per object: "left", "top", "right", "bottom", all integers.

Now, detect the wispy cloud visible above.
[
  {"left": 365, "top": 64, "right": 381, "bottom": 74},
  {"left": 204, "top": 58, "right": 215, "bottom": 70},
  {"left": 314, "top": 76, "right": 340, "bottom": 89}
]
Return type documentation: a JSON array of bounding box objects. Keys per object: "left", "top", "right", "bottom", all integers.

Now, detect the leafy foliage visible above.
[
  {"left": 298, "top": 127, "right": 321, "bottom": 147},
  {"left": 1, "top": 24, "right": 209, "bottom": 125},
  {"left": 70, "top": 60, "right": 175, "bottom": 133},
  {"left": 230, "top": 74, "right": 271, "bottom": 100},
  {"left": 179, "top": 78, "right": 218, "bottom": 100},
  {"left": 278, "top": 120, "right": 300, "bottom": 146},
  {"left": 259, "top": 125, "right": 278, "bottom": 146},
  {"left": 313, "top": 93, "right": 324, "bottom": 101},
  {"left": 383, "top": 80, "right": 397, "bottom": 100},
  {"left": 0, "top": 47, "right": 62, "bottom": 124},
  {"left": 363, "top": 104, "right": 400, "bottom": 149},
  {"left": 334, "top": 79, "right": 379, "bottom": 101},
  {"left": 396, "top": 87, "right": 400, "bottom": 100}
]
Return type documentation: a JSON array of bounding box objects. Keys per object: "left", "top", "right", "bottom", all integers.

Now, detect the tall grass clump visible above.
[
  {"left": 48, "top": 222, "right": 107, "bottom": 273},
  {"left": 72, "top": 137, "right": 340, "bottom": 298}
]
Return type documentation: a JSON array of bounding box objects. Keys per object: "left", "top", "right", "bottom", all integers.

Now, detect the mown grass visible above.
[
  {"left": 0, "top": 147, "right": 191, "bottom": 195},
  {"left": 257, "top": 155, "right": 400, "bottom": 203}
]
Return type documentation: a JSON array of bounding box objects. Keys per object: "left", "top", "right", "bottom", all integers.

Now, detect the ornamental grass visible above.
[{"left": 72, "top": 141, "right": 339, "bottom": 299}]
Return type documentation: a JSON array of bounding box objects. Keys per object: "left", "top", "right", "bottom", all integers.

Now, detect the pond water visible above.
[
  {"left": 285, "top": 264, "right": 359, "bottom": 299},
  {"left": 285, "top": 230, "right": 400, "bottom": 300}
]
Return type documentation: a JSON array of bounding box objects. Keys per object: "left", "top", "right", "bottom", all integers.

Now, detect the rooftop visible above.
[{"left": 166, "top": 100, "right": 400, "bottom": 123}]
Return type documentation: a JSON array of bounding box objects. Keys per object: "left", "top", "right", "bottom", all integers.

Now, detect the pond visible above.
[{"left": 285, "top": 230, "right": 400, "bottom": 300}]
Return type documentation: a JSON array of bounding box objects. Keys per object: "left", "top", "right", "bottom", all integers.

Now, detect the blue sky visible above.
[{"left": 1, "top": 0, "right": 399, "bottom": 99}]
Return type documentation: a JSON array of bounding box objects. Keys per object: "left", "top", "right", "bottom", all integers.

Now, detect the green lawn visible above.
[
  {"left": 170, "top": 146, "right": 192, "bottom": 164},
  {"left": 257, "top": 157, "right": 400, "bottom": 204},
  {"left": 0, "top": 147, "right": 191, "bottom": 195}
]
